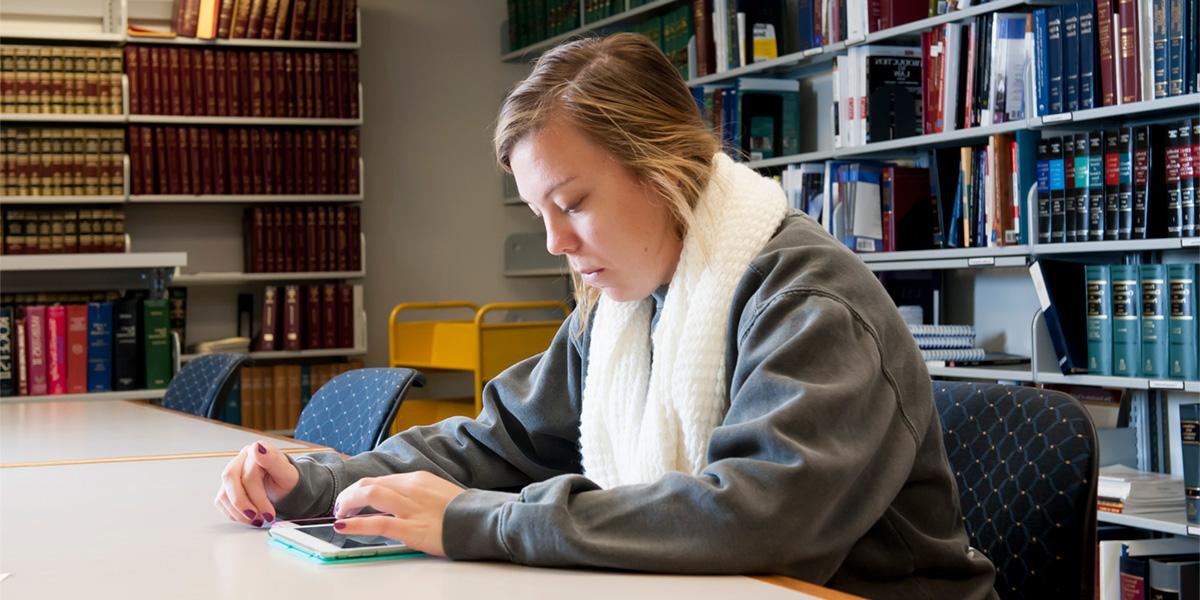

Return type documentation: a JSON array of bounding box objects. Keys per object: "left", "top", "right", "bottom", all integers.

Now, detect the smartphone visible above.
[{"left": 268, "top": 516, "right": 418, "bottom": 561}]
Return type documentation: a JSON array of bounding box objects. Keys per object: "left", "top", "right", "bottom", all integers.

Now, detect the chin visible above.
[{"left": 601, "top": 287, "right": 651, "bottom": 303}]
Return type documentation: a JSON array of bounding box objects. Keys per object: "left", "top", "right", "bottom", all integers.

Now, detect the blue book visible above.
[
  {"left": 1141, "top": 264, "right": 1171, "bottom": 378},
  {"left": 1062, "top": 2, "right": 1080, "bottom": 112},
  {"left": 1168, "top": 263, "right": 1198, "bottom": 379},
  {"left": 1031, "top": 260, "right": 1089, "bottom": 374},
  {"left": 86, "top": 302, "right": 113, "bottom": 392},
  {"left": 1087, "top": 264, "right": 1113, "bottom": 375},
  {"left": 1077, "top": 0, "right": 1097, "bottom": 109},
  {"left": 1033, "top": 9, "right": 1051, "bottom": 116},
  {"left": 1049, "top": 138, "right": 1068, "bottom": 242},
  {"left": 1047, "top": 7, "right": 1065, "bottom": 114},
  {"left": 0, "top": 306, "right": 12, "bottom": 397},
  {"left": 1037, "top": 140, "right": 1052, "bottom": 243},
  {"left": 1155, "top": 0, "right": 1171, "bottom": 97},
  {"left": 1111, "top": 264, "right": 1142, "bottom": 376},
  {"left": 1016, "top": 130, "right": 1038, "bottom": 245},
  {"left": 1182, "top": 402, "right": 1199, "bottom": 524}
]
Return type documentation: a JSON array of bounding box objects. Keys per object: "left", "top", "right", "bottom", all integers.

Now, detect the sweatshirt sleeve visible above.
[
  {"left": 272, "top": 315, "right": 587, "bottom": 519},
  {"left": 442, "top": 291, "right": 924, "bottom": 581}
]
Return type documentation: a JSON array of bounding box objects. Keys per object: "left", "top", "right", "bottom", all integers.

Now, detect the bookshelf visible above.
[
  {"left": 501, "top": 0, "right": 681, "bottom": 61},
  {"left": 181, "top": 347, "right": 368, "bottom": 363},
  {"left": 0, "top": 252, "right": 186, "bottom": 272},
  {"left": 1097, "top": 511, "right": 1199, "bottom": 538}
]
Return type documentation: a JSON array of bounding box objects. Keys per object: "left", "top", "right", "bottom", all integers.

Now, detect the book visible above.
[
  {"left": 1182, "top": 402, "right": 1199, "bottom": 524},
  {"left": 1141, "top": 263, "right": 1171, "bottom": 378},
  {"left": 87, "top": 302, "right": 113, "bottom": 392},
  {"left": 0, "top": 306, "right": 12, "bottom": 396},
  {"left": 258, "top": 286, "right": 279, "bottom": 352},
  {"left": 46, "top": 305, "right": 66, "bottom": 395},
  {"left": 1131, "top": 125, "right": 1153, "bottom": 239},
  {"left": 65, "top": 304, "right": 88, "bottom": 394},
  {"left": 1168, "top": 263, "right": 1197, "bottom": 379},
  {"left": 282, "top": 285, "right": 301, "bottom": 351},
  {"left": 143, "top": 299, "right": 171, "bottom": 389},
  {"left": 1148, "top": 559, "right": 1199, "bottom": 600},
  {"left": 25, "top": 306, "right": 47, "bottom": 396},
  {"left": 1112, "top": 264, "right": 1142, "bottom": 377},
  {"left": 1087, "top": 264, "right": 1114, "bottom": 375},
  {"left": 112, "top": 299, "right": 141, "bottom": 391},
  {"left": 1031, "top": 260, "right": 1089, "bottom": 374},
  {"left": 1098, "top": 464, "right": 1185, "bottom": 514}
]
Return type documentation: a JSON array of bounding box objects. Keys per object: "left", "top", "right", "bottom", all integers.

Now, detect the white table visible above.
[
  {"left": 0, "top": 400, "right": 325, "bottom": 467},
  {"left": 0, "top": 456, "right": 843, "bottom": 599}
]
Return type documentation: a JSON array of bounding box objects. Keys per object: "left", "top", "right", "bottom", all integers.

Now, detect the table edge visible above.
[{"left": 752, "top": 575, "right": 865, "bottom": 599}]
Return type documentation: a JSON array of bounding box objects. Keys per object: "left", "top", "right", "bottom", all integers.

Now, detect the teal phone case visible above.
[{"left": 268, "top": 535, "right": 430, "bottom": 564}]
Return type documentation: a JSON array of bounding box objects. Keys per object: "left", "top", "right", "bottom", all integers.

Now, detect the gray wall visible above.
[{"left": 358, "top": 0, "right": 569, "bottom": 369}]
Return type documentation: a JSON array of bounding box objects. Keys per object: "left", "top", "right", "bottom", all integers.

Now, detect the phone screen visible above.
[{"left": 286, "top": 518, "right": 408, "bottom": 550}]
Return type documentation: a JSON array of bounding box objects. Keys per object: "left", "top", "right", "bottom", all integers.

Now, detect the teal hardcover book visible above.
[
  {"left": 1086, "top": 264, "right": 1113, "bottom": 375},
  {"left": 1111, "top": 264, "right": 1141, "bottom": 376},
  {"left": 1168, "top": 263, "right": 1197, "bottom": 380},
  {"left": 1141, "top": 263, "right": 1170, "bottom": 378}
]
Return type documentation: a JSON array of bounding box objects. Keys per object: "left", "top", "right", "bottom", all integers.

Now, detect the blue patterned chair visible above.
[
  {"left": 933, "top": 381, "right": 1098, "bottom": 599},
  {"left": 160, "top": 353, "right": 248, "bottom": 419},
  {"left": 293, "top": 368, "right": 426, "bottom": 455}
]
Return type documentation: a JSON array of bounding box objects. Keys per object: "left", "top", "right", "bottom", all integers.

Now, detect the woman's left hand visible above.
[{"left": 331, "top": 471, "right": 466, "bottom": 557}]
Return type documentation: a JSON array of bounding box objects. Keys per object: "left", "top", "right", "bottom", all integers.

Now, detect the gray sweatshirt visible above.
[{"left": 275, "top": 211, "right": 998, "bottom": 599}]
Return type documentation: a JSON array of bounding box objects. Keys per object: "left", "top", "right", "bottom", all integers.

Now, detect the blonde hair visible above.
[{"left": 494, "top": 33, "right": 721, "bottom": 331}]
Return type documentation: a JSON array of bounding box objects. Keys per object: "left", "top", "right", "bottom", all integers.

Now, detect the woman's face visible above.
[{"left": 509, "top": 117, "right": 682, "bottom": 302}]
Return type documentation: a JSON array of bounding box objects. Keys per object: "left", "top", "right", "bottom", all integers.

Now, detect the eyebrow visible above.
[{"left": 521, "top": 176, "right": 577, "bottom": 205}]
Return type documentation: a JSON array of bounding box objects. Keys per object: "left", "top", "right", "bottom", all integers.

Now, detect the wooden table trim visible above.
[
  {"left": 1, "top": 446, "right": 330, "bottom": 469},
  {"left": 753, "top": 575, "right": 866, "bottom": 599}
]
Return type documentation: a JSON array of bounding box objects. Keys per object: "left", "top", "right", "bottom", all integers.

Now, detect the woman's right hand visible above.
[{"left": 215, "top": 441, "right": 300, "bottom": 527}]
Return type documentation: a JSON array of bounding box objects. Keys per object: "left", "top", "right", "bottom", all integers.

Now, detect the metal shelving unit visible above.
[{"left": 1097, "top": 511, "right": 1198, "bottom": 537}]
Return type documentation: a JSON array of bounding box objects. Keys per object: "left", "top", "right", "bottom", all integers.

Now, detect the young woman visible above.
[{"left": 215, "top": 33, "right": 997, "bottom": 598}]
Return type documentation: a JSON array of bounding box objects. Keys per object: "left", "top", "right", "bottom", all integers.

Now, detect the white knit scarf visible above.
[{"left": 580, "top": 153, "right": 789, "bottom": 489}]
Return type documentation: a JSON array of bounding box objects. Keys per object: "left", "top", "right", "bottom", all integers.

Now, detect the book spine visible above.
[
  {"left": 283, "top": 285, "right": 301, "bottom": 351},
  {"left": 1167, "top": 0, "right": 1185, "bottom": 94},
  {"left": 87, "top": 302, "right": 112, "bottom": 392},
  {"left": 16, "top": 315, "right": 27, "bottom": 396},
  {"left": 142, "top": 299, "right": 170, "bottom": 389},
  {"left": 1073, "top": 134, "right": 1090, "bottom": 241},
  {"left": 1154, "top": 0, "right": 1170, "bottom": 97},
  {"left": 321, "top": 284, "right": 336, "bottom": 348},
  {"left": 1087, "top": 264, "right": 1114, "bottom": 375},
  {"left": 1168, "top": 263, "right": 1197, "bottom": 379},
  {"left": 337, "top": 283, "right": 353, "bottom": 349},
  {"left": 1141, "top": 264, "right": 1170, "bottom": 377},
  {"left": 1184, "top": 119, "right": 1197, "bottom": 237},
  {"left": 258, "top": 285, "right": 279, "bottom": 351},
  {"left": 112, "top": 299, "right": 140, "bottom": 391},
  {"left": 1118, "top": 0, "right": 1141, "bottom": 103},
  {"left": 1182, "top": 402, "right": 1199, "bottom": 524},
  {"left": 305, "top": 285, "right": 321, "bottom": 349},
  {"left": 1097, "top": 0, "right": 1118, "bottom": 105},
  {"left": 1167, "top": 124, "right": 1184, "bottom": 236},
  {"left": 0, "top": 306, "right": 12, "bottom": 396},
  {"left": 1087, "top": 131, "right": 1106, "bottom": 240},
  {"left": 1078, "top": 0, "right": 1097, "bottom": 109},
  {"left": 1131, "top": 125, "right": 1152, "bottom": 239},
  {"left": 46, "top": 305, "right": 66, "bottom": 394},
  {"left": 1037, "top": 140, "right": 1052, "bottom": 242},
  {"left": 1049, "top": 138, "right": 1067, "bottom": 242},
  {"left": 1111, "top": 264, "right": 1142, "bottom": 376},
  {"left": 1118, "top": 127, "right": 1134, "bottom": 239},
  {"left": 1047, "top": 7, "right": 1065, "bottom": 113},
  {"left": 1064, "top": 2, "right": 1081, "bottom": 111},
  {"left": 348, "top": 205, "right": 360, "bottom": 271},
  {"left": 1104, "top": 128, "right": 1122, "bottom": 240},
  {"left": 66, "top": 304, "right": 87, "bottom": 393}
]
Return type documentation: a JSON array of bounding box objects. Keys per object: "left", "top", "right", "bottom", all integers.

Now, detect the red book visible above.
[
  {"left": 199, "top": 129, "right": 213, "bottom": 194},
  {"left": 140, "top": 124, "right": 154, "bottom": 196},
  {"left": 316, "top": 129, "right": 330, "bottom": 194},
  {"left": 153, "top": 128, "right": 168, "bottom": 193},
  {"left": 248, "top": 52, "right": 263, "bottom": 117},
  {"left": 321, "top": 284, "right": 337, "bottom": 348},
  {"left": 180, "top": 0, "right": 202, "bottom": 37},
  {"left": 282, "top": 285, "right": 301, "bottom": 350},
  {"left": 261, "top": 128, "right": 275, "bottom": 195},
  {"left": 167, "top": 48, "right": 183, "bottom": 115},
  {"left": 66, "top": 304, "right": 88, "bottom": 394},
  {"left": 315, "top": 206, "right": 328, "bottom": 271},
  {"left": 239, "top": 129, "right": 253, "bottom": 194},
  {"left": 261, "top": 0, "right": 279, "bottom": 38},
  {"left": 126, "top": 47, "right": 142, "bottom": 114},
  {"left": 347, "top": 53, "right": 358, "bottom": 118},
  {"left": 314, "top": 0, "right": 329, "bottom": 41},
  {"left": 305, "top": 206, "right": 318, "bottom": 271},
  {"left": 333, "top": 129, "right": 347, "bottom": 193},
  {"left": 281, "top": 206, "right": 294, "bottom": 272},
  {"left": 240, "top": 52, "right": 253, "bottom": 117},
  {"left": 227, "top": 49, "right": 242, "bottom": 116},
  {"left": 214, "top": 51, "right": 229, "bottom": 115},
  {"left": 247, "top": 0, "right": 267, "bottom": 38},
  {"left": 163, "top": 127, "right": 181, "bottom": 194},
  {"left": 347, "top": 129, "right": 359, "bottom": 194},
  {"left": 149, "top": 47, "right": 164, "bottom": 115},
  {"left": 334, "top": 206, "right": 347, "bottom": 271},
  {"left": 176, "top": 128, "right": 192, "bottom": 194},
  {"left": 1095, "top": 0, "right": 1117, "bottom": 106},
  {"left": 879, "top": 0, "right": 927, "bottom": 31},
  {"left": 322, "top": 53, "right": 336, "bottom": 118},
  {"left": 304, "top": 285, "right": 321, "bottom": 349},
  {"left": 1117, "top": 0, "right": 1140, "bottom": 103},
  {"left": 188, "top": 127, "right": 202, "bottom": 194},
  {"left": 303, "top": 0, "right": 320, "bottom": 40},
  {"left": 347, "top": 205, "right": 360, "bottom": 271},
  {"left": 691, "top": 0, "right": 714, "bottom": 77},
  {"left": 212, "top": 128, "right": 227, "bottom": 194},
  {"left": 46, "top": 305, "right": 66, "bottom": 395},
  {"left": 201, "top": 49, "right": 216, "bottom": 116},
  {"left": 129, "top": 126, "right": 144, "bottom": 195},
  {"left": 341, "top": 0, "right": 356, "bottom": 42},
  {"left": 302, "top": 129, "right": 316, "bottom": 192},
  {"left": 179, "top": 49, "right": 195, "bottom": 115},
  {"left": 272, "top": 52, "right": 286, "bottom": 119},
  {"left": 337, "top": 284, "right": 353, "bottom": 349},
  {"left": 306, "top": 53, "right": 318, "bottom": 118},
  {"left": 257, "top": 286, "right": 279, "bottom": 351},
  {"left": 289, "top": 0, "right": 310, "bottom": 40},
  {"left": 249, "top": 206, "right": 266, "bottom": 272},
  {"left": 24, "top": 307, "right": 47, "bottom": 396}
]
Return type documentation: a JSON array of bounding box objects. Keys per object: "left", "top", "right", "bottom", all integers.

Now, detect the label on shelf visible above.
[
  {"left": 967, "top": 257, "right": 997, "bottom": 266},
  {"left": 1148, "top": 379, "right": 1186, "bottom": 390},
  {"left": 1042, "top": 113, "right": 1074, "bottom": 123}
]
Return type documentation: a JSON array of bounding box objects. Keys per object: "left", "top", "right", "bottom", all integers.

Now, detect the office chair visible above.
[
  {"left": 933, "top": 381, "right": 1098, "bottom": 599},
  {"left": 292, "top": 368, "right": 426, "bottom": 455},
  {"left": 160, "top": 353, "right": 248, "bottom": 419}
]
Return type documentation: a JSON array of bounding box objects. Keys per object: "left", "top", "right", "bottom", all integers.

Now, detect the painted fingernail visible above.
[
  {"left": 257, "top": 443, "right": 267, "bottom": 454},
  {"left": 263, "top": 513, "right": 274, "bottom": 523},
  {"left": 333, "top": 521, "right": 346, "bottom": 530},
  {"left": 243, "top": 509, "right": 256, "bottom": 519},
  {"left": 252, "top": 519, "right": 264, "bottom": 527}
]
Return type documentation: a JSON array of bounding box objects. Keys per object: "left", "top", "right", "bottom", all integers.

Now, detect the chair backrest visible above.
[
  {"left": 161, "top": 353, "right": 248, "bottom": 419},
  {"left": 933, "top": 381, "right": 1098, "bottom": 599},
  {"left": 293, "top": 368, "right": 425, "bottom": 455}
]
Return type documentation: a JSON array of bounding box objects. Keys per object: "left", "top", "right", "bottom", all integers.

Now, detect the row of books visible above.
[
  {"left": 1037, "top": 120, "right": 1200, "bottom": 245},
  {"left": 1098, "top": 534, "right": 1197, "bottom": 599},
  {"left": 696, "top": 77, "right": 801, "bottom": 161},
  {"left": 217, "top": 360, "right": 364, "bottom": 430},
  {"left": 1031, "top": 259, "right": 1197, "bottom": 379},
  {"left": 2, "top": 208, "right": 127, "bottom": 255},
  {"left": 0, "top": 46, "right": 123, "bottom": 115},
  {"left": 254, "top": 284, "right": 360, "bottom": 352},
  {"left": 0, "top": 297, "right": 173, "bottom": 397},
  {"left": 506, "top": 0, "right": 657, "bottom": 49},
  {"left": 0, "top": 128, "right": 126, "bottom": 197},
  {"left": 168, "top": 0, "right": 358, "bottom": 42},
  {"left": 631, "top": 4, "right": 695, "bottom": 79},
  {"left": 1031, "top": 0, "right": 1199, "bottom": 119},
  {"left": 834, "top": 44, "right": 925, "bottom": 146},
  {"left": 127, "top": 126, "right": 360, "bottom": 196},
  {"left": 242, "top": 205, "right": 361, "bottom": 273},
  {"left": 126, "top": 46, "right": 359, "bottom": 119}
]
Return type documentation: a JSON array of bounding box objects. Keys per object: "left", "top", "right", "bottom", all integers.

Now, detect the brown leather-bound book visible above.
[
  {"left": 164, "top": 48, "right": 181, "bottom": 115},
  {"left": 325, "top": 0, "right": 342, "bottom": 43},
  {"left": 273, "top": 206, "right": 286, "bottom": 272},
  {"left": 260, "top": 0, "right": 280, "bottom": 39},
  {"left": 202, "top": 49, "right": 216, "bottom": 116},
  {"left": 304, "top": 285, "right": 321, "bottom": 348},
  {"left": 316, "top": 129, "right": 330, "bottom": 194},
  {"left": 125, "top": 48, "right": 142, "bottom": 114},
  {"left": 258, "top": 285, "right": 279, "bottom": 351},
  {"left": 321, "top": 284, "right": 337, "bottom": 348},
  {"left": 246, "top": 0, "right": 267, "bottom": 38},
  {"left": 213, "top": 51, "right": 228, "bottom": 115},
  {"left": 147, "top": 48, "right": 163, "bottom": 115},
  {"left": 217, "top": 0, "right": 237, "bottom": 37},
  {"left": 226, "top": 50, "right": 242, "bottom": 116},
  {"left": 269, "top": 364, "right": 284, "bottom": 430},
  {"left": 249, "top": 128, "right": 264, "bottom": 194},
  {"left": 136, "top": 127, "right": 151, "bottom": 196},
  {"left": 337, "top": 283, "right": 352, "bottom": 349},
  {"left": 341, "top": 0, "right": 356, "bottom": 42},
  {"left": 315, "top": 205, "right": 328, "bottom": 271},
  {"left": 247, "top": 206, "right": 264, "bottom": 272},
  {"left": 191, "top": 128, "right": 203, "bottom": 194},
  {"left": 261, "top": 129, "right": 276, "bottom": 194},
  {"left": 302, "top": 129, "right": 316, "bottom": 192},
  {"left": 129, "top": 126, "right": 144, "bottom": 195},
  {"left": 248, "top": 52, "right": 263, "bottom": 117},
  {"left": 270, "top": 52, "right": 285, "bottom": 118},
  {"left": 262, "top": 207, "right": 276, "bottom": 272},
  {"left": 239, "top": 52, "right": 253, "bottom": 118},
  {"left": 212, "top": 128, "right": 227, "bottom": 194},
  {"left": 262, "top": 52, "right": 277, "bottom": 118},
  {"left": 1117, "top": 0, "right": 1140, "bottom": 103},
  {"left": 334, "top": 206, "right": 347, "bottom": 271},
  {"left": 289, "top": 0, "right": 310, "bottom": 39},
  {"left": 286, "top": 365, "right": 301, "bottom": 430},
  {"left": 306, "top": 0, "right": 323, "bottom": 40},
  {"left": 332, "top": 129, "right": 346, "bottom": 193},
  {"left": 281, "top": 206, "right": 295, "bottom": 272},
  {"left": 347, "top": 53, "right": 359, "bottom": 118},
  {"left": 272, "top": 0, "right": 293, "bottom": 39},
  {"left": 303, "top": 206, "right": 317, "bottom": 271},
  {"left": 175, "top": 0, "right": 200, "bottom": 37},
  {"left": 239, "top": 367, "right": 254, "bottom": 428},
  {"left": 179, "top": 50, "right": 195, "bottom": 115},
  {"left": 282, "top": 285, "right": 301, "bottom": 350},
  {"left": 239, "top": 129, "right": 253, "bottom": 195},
  {"left": 254, "top": 366, "right": 268, "bottom": 431},
  {"left": 347, "top": 205, "right": 360, "bottom": 270},
  {"left": 152, "top": 128, "right": 167, "bottom": 194},
  {"left": 271, "top": 131, "right": 286, "bottom": 196},
  {"left": 231, "top": 0, "right": 252, "bottom": 38},
  {"left": 322, "top": 53, "right": 336, "bottom": 118},
  {"left": 161, "top": 127, "right": 178, "bottom": 194},
  {"left": 347, "top": 129, "right": 359, "bottom": 194}
]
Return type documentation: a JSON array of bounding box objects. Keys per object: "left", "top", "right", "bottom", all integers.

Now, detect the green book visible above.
[
  {"left": 1168, "top": 263, "right": 1198, "bottom": 380},
  {"left": 1141, "top": 263, "right": 1170, "bottom": 378},
  {"left": 1086, "top": 264, "right": 1113, "bottom": 375},
  {"left": 1111, "top": 264, "right": 1141, "bottom": 376},
  {"left": 142, "top": 298, "right": 171, "bottom": 390}
]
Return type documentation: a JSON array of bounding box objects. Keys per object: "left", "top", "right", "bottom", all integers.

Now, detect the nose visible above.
[{"left": 544, "top": 214, "right": 578, "bottom": 256}]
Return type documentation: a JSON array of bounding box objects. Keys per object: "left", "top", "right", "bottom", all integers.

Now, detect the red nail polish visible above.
[
  {"left": 251, "top": 519, "right": 264, "bottom": 527},
  {"left": 333, "top": 521, "right": 346, "bottom": 530},
  {"left": 244, "top": 509, "right": 256, "bottom": 519},
  {"left": 263, "top": 513, "right": 274, "bottom": 523},
  {"left": 257, "top": 443, "right": 266, "bottom": 454}
]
